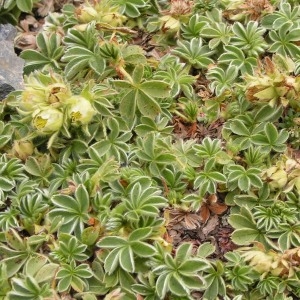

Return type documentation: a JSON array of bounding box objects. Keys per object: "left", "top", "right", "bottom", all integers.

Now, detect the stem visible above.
[{"left": 118, "top": 66, "right": 134, "bottom": 84}]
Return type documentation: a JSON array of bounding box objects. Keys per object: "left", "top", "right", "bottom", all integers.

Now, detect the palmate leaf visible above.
[
  {"left": 114, "top": 65, "right": 170, "bottom": 120},
  {"left": 48, "top": 185, "right": 90, "bottom": 237},
  {"left": 62, "top": 24, "right": 106, "bottom": 80},
  {"left": 113, "top": 0, "right": 149, "bottom": 18},
  {"left": 229, "top": 207, "right": 274, "bottom": 249},
  {"left": 201, "top": 22, "right": 232, "bottom": 49},
  {"left": 219, "top": 45, "right": 257, "bottom": 75},
  {"left": 181, "top": 14, "right": 207, "bottom": 39},
  {"left": 207, "top": 65, "right": 238, "bottom": 96},
  {"left": 62, "top": 46, "right": 105, "bottom": 80},
  {"left": 56, "top": 262, "right": 93, "bottom": 293},
  {"left": 7, "top": 276, "right": 52, "bottom": 300},
  {"left": 261, "top": 1, "right": 300, "bottom": 30},
  {"left": 172, "top": 38, "right": 214, "bottom": 69},
  {"left": 231, "top": 21, "right": 267, "bottom": 56},
  {"left": 252, "top": 123, "right": 289, "bottom": 152},
  {"left": 268, "top": 23, "right": 300, "bottom": 59},
  {"left": 123, "top": 182, "right": 167, "bottom": 220},
  {"left": 98, "top": 227, "right": 155, "bottom": 274},
  {"left": 21, "top": 32, "right": 64, "bottom": 74},
  {"left": 153, "top": 242, "right": 208, "bottom": 298}
]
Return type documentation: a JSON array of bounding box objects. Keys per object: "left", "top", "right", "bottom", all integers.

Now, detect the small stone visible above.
[
  {"left": 0, "top": 24, "right": 24, "bottom": 100},
  {"left": 0, "top": 76, "right": 15, "bottom": 100}
]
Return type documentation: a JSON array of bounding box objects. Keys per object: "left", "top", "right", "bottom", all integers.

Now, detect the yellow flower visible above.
[
  {"left": 68, "top": 96, "right": 96, "bottom": 125},
  {"left": 32, "top": 108, "right": 63, "bottom": 134}
]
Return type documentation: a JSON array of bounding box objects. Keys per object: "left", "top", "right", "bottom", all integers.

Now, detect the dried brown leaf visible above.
[
  {"left": 36, "top": 0, "right": 54, "bottom": 17},
  {"left": 15, "top": 33, "right": 37, "bottom": 50},
  {"left": 202, "top": 215, "right": 219, "bottom": 236},
  {"left": 199, "top": 205, "right": 210, "bottom": 224},
  {"left": 209, "top": 202, "right": 227, "bottom": 215}
]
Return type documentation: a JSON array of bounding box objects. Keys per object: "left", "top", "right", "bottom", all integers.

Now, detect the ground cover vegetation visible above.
[{"left": 0, "top": 0, "right": 300, "bottom": 299}]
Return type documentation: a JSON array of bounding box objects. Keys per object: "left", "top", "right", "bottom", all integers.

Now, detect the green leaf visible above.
[
  {"left": 230, "top": 119, "right": 250, "bottom": 136},
  {"left": 128, "top": 227, "right": 152, "bottom": 242},
  {"left": 113, "top": 80, "right": 134, "bottom": 90},
  {"left": 0, "top": 255, "right": 28, "bottom": 277},
  {"left": 97, "top": 236, "right": 127, "bottom": 248},
  {"left": 120, "top": 90, "right": 136, "bottom": 120},
  {"left": 181, "top": 274, "right": 205, "bottom": 290},
  {"left": 156, "top": 273, "right": 171, "bottom": 299},
  {"left": 175, "top": 243, "right": 192, "bottom": 264},
  {"left": 104, "top": 248, "right": 120, "bottom": 274},
  {"left": 276, "top": 130, "right": 289, "bottom": 144},
  {"left": 209, "top": 171, "right": 227, "bottom": 183},
  {"left": 24, "top": 157, "right": 43, "bottom": 177},
  {"left": 197, "top": 242, "right": 215, "bottom": 258},
  {"left": 89, "top": 56, "right": 106, "bottom": 75},
  {"left": 179, "top": 259, "right": 208, "bottom": 273},
  {"left": 5, "top": 229, "right": 26, "bottom": 251},
  {"left": 231, "top": 228, "right": 260, "bottom": 245},
  {"left": 119, "top": 247, "right": 135, "bottom": 273},
  {"left": 81, "top": 227, "right": 100, "bottom": 246},
  {"left": 169, "top": 275, "right": 188, "bottom": 296},
  {"left": 57, "top": 276, "right": 72, "bottom": 292},
  {"left": 139, "top": 81, "right": 170, "bottom": 98},
  {"left": 122, "top": 45, "right": 147, "bottom": 65},
  {"left": 21, "top": 51, "right": 51, "bottom": 72},
  {"left": 23, "top": 256, "right": 47, "bottom": 277},
  {"left": 238, "top": 175, "right": 251, "bottom": 191},
  {"left": 35, "top": 263, "right": 59, "bottom": 283},
  {"left": 247, "top": 174, "right": 263, "bottom": 188},
  {"left": 16, "top": 0, "right": 33, "bottom": 12},
  {"left": 132, "top": 64, "right": 144, "bottom": 84},
  {"left": 264, "top": 123, "right": 278, "bottom": 144},
  {"left": 51, "top": 194, "right": 75, "bottom": 210},
  {"left": 278, "top": 232, "right": 290, "bottom": 251},
  {"left": 0, "top": 177, "right": 14, "bottom": 191},
  {"left": 228, "top": 214, "right": 257, "bottom": 230},
  {"left": 131, "top": 241, "right": 156, "bottom": 257},
  {"left": 254, "top": 105, "right": 283, "bottom": 123},
  {"left": 136, "top": 91, "right": 161, "bottom": 118},
  {"left": 287, "top": 29, "right": 300, "bottom": 42},
  {"left": 75, "top": 184, "right": 90, "bottom": 212}
]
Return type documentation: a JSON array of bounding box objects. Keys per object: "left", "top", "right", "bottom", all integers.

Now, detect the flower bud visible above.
[
  {"left": 12, "top": 140, "right": 34, "bottom": 160},
  {"left": 160, "top": 16, "right": 181, "bottom": 33},
  {"left": 268, "top": 169, "right": 288, "bottom": 190},
  {"left": 32, "top": 108, "right": 63, "bottom": 134},
  {"left": 101, "top": 13, "right": 127, "bottom": 27},
  {"left": 20, "top": 88, "right": 46, "bottom": 114},
  {"left": 46, "top": 83, "right": 72, "bottom": 106},
  {"left": 76, "top": 6, "right": 98, "bottom": 23},
  {"left": 68, "top": 96, "right": 96, "bottom": 125},
  {"left": 250, "top": 252, "right": 273, "bottom": 273}
]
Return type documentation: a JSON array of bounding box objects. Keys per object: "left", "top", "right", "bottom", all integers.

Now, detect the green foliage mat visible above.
[{"left": 1, "top": 0, "right": 300, "bottom": 299}]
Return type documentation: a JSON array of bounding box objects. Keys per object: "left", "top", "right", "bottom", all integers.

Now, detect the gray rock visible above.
[
  {"left": 0, "top": 24, "right": 24, "bottom": 100},
  {"left": 0, "top": 23, "right": 17, "bottom": 41}
]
